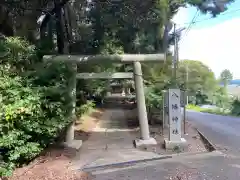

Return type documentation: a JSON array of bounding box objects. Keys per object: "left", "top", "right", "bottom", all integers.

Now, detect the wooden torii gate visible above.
[{"left": 44, "top": 53, "right": 165, "bottom": 148}]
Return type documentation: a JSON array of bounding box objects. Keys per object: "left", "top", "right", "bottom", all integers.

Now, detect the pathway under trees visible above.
[
  {"left": 71, "top": 99, "right": 206, "bottom": 171},
  {"left": 44, "top": 54, "right": 165, "bottom": 148},
  {"left": 40, "top": 0, "right": 186, "bottom": 152}
]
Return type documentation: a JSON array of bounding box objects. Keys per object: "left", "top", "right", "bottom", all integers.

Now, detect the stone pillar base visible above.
[
  {"left": 134, "top": 137, "right": 157, "bottom": 148},
  {"left": 164, "top": 138, "right": 187, "bottom": 151},
  {"left": 62, "top": 140, "right": 82, "bottom": 150}
]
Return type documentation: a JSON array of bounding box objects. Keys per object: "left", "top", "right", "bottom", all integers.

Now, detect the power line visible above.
[
  {"left": 180, "top": 10, "right": 200, "bottom": 41},
  {"left": 178, "top": 7, "right": 240, "bottom": 44},
  {"left": 178, "top": 7, "right": 240, "bottom": 26},
  {"left": 175, "top": 10, "right": 200, "bottom": 63}
]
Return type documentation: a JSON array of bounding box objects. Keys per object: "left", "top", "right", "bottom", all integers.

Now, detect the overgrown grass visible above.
[
  {"left": 76, "top": 100, "right": 95, "bottom": 118},
  {"left": 186, "top": 104, "right": 203, "bottom": 111},
  {"left": 186, "top": 104, "right": 233, "bottom": 116}
]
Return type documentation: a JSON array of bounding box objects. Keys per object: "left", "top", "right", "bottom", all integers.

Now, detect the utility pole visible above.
[
  {"left": 183, "top": 64, "right": 189, "bottom": 135},
  {"left": 172, "top": 23, "right": 178, "bottom": 86},
  {"left": 186, "top": 64, "right": 189, "bottom": 105},
  {"left": 171, "top": 23, "right": 186, "bottom": 86},
  {"left": 173, "top": 23, "right": 188, "bottom": 135}
]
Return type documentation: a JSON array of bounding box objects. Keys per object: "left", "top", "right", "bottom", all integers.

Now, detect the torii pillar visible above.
[{"left": 133, "top": 62, "right": 156, "bottom": 146}]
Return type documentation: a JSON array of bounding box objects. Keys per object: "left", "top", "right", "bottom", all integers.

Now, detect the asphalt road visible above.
[
  {"left": 187, "top": 110, "right": 240, "bottom": 155},
  {"left": 89, "top": 110, "right": 240, "bottom": 179},
  {"left": 92, "top": 151, "right": 240, "bottom": 180}
]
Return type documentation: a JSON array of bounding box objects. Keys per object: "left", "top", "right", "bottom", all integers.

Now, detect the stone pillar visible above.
[
  {"left": 65, "top": 121, "right": 75, "bottom": 143},
  {"left": 133, "top": 61, "right": 157, "bottom": 147},
  {"left": 106, "top": 91, "right": 111, "bottom": 96},
  {"left": 121, "top": 87, "right": 126, "bottom": 96},
  {"left": 127, "top": 88, "right": 131, "bottom": 95},
  {"left": 165, "top": 113, "right": 169, "bottom": 127},
  {"left": 162, "top": 90, "right": 169, "bottom": 128},
  {"left": 65, "top": 63, "right": 77, "bottom": 143},
  {"left": 183, "top": 106, "right": 187, "bottom": 135},
  {"left": 164, "top": 89, "right": 187, "bottom": 150},
  {"left": 63, "top": 63, "right": 82, "bottom": 149},
  {"left": 162, "top": 94, "right": 165, "bottom": 135},
  {"left": 106, "top": 80, "right": 111, "bottom": 96}
]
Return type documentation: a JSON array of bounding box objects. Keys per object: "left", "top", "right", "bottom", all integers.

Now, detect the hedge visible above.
[{"left": 0, "top": 37, "right": 93, "bottom": 177}]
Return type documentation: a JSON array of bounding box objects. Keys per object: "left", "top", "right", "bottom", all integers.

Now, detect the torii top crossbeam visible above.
[{"left": 43, "top": 54, "right": 165, "bottom": 63}]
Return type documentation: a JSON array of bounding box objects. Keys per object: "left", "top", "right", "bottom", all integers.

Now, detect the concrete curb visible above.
[
  {"left": 79, "top": 150, "right": 216, "bottom": 173},
  {"left": 196, "top": 128, "right": 216, "bottom": 152},
  {"left": 80, "top": 155, "right": 172, "bottom": 172},
  {"left": 171, "top": 150, "right": 215, "bottom": 158}
]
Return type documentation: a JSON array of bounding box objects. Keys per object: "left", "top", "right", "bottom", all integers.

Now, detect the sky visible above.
[{"left": 172, "top": 0, "right": 240, "bottom": 79}]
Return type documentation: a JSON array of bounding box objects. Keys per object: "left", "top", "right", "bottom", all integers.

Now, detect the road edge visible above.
[
  {"left": 196, "top": 128, "right": 216, "bottom": 152},
  {"left": 80, "top": 155, "right": 172, "bottom": 172},
  {"left": 78, "top": 151, "right": 216, "bottom": 173}
]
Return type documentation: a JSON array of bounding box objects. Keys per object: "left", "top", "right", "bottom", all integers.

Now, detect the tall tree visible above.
[
  {"left": 177, "top": 60, "right": 217, "bottom": 103},
  {"left": 220, "top": 69, "right": 233, "bottom": 87}
]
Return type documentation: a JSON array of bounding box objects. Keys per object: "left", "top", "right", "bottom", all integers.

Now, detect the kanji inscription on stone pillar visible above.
[{"left": 168, "top": 89, "right": 181, "bottom": 141}]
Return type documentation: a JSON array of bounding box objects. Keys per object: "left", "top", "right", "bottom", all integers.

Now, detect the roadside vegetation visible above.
[
  {"left": 0, "top": 37, "right": 96, "bottom": 177},
  {"left": 186, "top": 66, "right": 240, "bottom": 117},
  {"left": 186, "top": 104, "right": 231, "bottom": 116},
  {"left": 187, "top": 99, "right": 240, "bottom": 117}
]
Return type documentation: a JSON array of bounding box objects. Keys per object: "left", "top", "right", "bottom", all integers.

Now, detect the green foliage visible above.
[
  {"left": 143, "top": 59, "right": 220, "bottom": 110},
  {"left": 177, "top": 60, "right": 219, "bottom": 105},
  {"left": 0, "top": 75, "right": 41, "bottom": 176},
  {"left": 187, "top": 84, "right": 240, "bottom": 117},
  {"left": 213, "top": 87, "right": 231, "bottom": 109},
  {"left": 178, "top": 60, "right": 217, "bottom": 95},
  {"left": 186, "top": 104, "right": 233, "bottom": 116},
  {"left": 145, "top": 86, "right": 163, "bottom": 110},
  {"left": 231, "top": 99, "right": 240, "bottom": 116},
  {"left": 220, "top": 69, "right": 233, "bottom": 87},
  {"left": 76, "top": 100, "right": 95, "bottom": 118},
  {"left": 0, "top": 37, "right": 62, "bottom": 176},
  {"left": 0, "top": 37, "right": 94, "bottom": 177},
  {"left": 186, "top": 104, "right": 227, "bottom": 115},
  {"left": 186, "top": 104, "right": 202, "bottom": 111}
]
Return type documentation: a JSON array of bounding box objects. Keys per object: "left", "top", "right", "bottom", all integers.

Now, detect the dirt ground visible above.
[
  {"left": 6, "top": 109, "right": 104, "bottom": 180},
  {"left": 124, "top": 109, "right": 206, "bottom": 155},
  {"left": 141, "top": 121, "right": 206, "bottom": 155}
]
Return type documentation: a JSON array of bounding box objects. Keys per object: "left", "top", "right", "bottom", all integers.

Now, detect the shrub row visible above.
[{"left": 0, "top": 37, "right": 94, "bottom": 177}]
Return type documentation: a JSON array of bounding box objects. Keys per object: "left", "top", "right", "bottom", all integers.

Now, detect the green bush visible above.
[
  {"left": 0, "top": 37, "right": 68, "bottom": 176},
  {"left": 186, "top": 104, "right": 231, "bottom": 116},
  {"left": 145, "top": 86, "right": 163, "bottom": 110},
  {"left": 231, "top": 99, "right": 240, "bottom": 116},
  {"left": 76, "top": 100, "right": 95, "bottom": 118},
  {"left": 186, "top": 104, "right": 202, "bottom": 111},
  {"left": 0, "top": 37, "right": 94, "bottom": 177}
]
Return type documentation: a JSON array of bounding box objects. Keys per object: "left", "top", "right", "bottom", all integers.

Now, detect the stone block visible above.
[
  {"left": 134, "top": 137, "right": 157, "bottom": 148},
  {"left": 62, "top": 139, "right": 83, "bottom": 150},
  {"left": 164, "top": 138, "right": 188, "bottom": 151}
]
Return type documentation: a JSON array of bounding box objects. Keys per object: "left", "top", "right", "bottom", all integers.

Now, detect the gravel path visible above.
[{"left": 72, "top": 107, "right": 207, "bottom": 172}]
